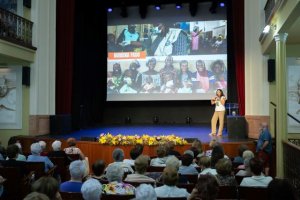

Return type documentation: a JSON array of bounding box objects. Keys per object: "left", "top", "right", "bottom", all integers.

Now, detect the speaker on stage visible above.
[
  {"left": 50, "top": 114, "right": 71, "bottom": 134},
  {"left": 227, "top": 116, "right": 247, "bottom": 139}
]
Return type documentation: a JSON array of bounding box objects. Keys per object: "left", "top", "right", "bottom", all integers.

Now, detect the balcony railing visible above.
[{"left": 0, "top": 7, "right": 36, "bottom": 50}]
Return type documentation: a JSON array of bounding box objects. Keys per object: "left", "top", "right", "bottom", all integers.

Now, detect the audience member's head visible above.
[
  {"left": 69, "top": 160, "right": 86, "bottom": 180},
  {"left": 249, "top": 157, "right": 263, "bottom": 176},
  {"left": 51, "top": 140, "right": 62, "bottom": 151},
  {"left": 130, "top": 146, "right": 142, "bottom": 160},
  {"left": 242, "top": 150, "right": 254, "bottom": 160},
  {"left": 209, "top": 139, "right": 219, "bottom": 149},
  {"left": 92, "top": 160, "right": 106, "bottom": 176},
  {"left": 199, "top": 156, "right": 211, "bottom": 169},
  {"left": 268, "top": 178, "right": 299, "bottom": 200},
  {"left": 162, "top": 167, "right": 178, "bottom": 186},
  {"left": 106, "top": 164, "right": 124, "bottom": 183},
  {"left": 181, "top": 153, "right": 194, "bottom": 167},
  {"left": 237, "top": 144, "right": 248, "bottom": 158},
  {"left": 31, "top": 177, "right": 60, "bottom": 200},
  {"left": 31, "top": 143, "right": 42, "bottom": 155},
  {"left": 184, "top": 150, "right": 194, "bottom": 158},
  {"left": 191, "top": 139, "right": 203, "bottom": 153},
  {"left": 135, "top": 184, "right": 157, "bottom": 200},
  {"left": 215, "top": 158, "right": 232, "bottom": 176},
  {"left": 66, "top": 137, "right": 77, "bottom": 147},
  {"left": 190, "top": 174, "right": 219, "bottom": 200},
  {"left": 112, "top": 148, "right": 125, "bottom": 162},
  {"left": 135, "top": 144, "right": 144, "bottom": 154},
  {"left": 81, "top": 178, "right": 102, "bottom": 200},
  {"left": 156, "top": 145, "right": 167, "bottom": 158},
  {"left": 38, "top": 141, "right": 47, "bottom": 151},
  {"left": 165, "top": 156, "right": 180, "bottom": 171},
  {"left": 6, "top": 144, "right": 19, "bottom": 159},
  {"left": 135, "top": 155, "right": 149, "bottom": 174},
  {"left": 211, "top": 145, "right": 225, "bottom": 168},
  {"left": 23, "top": 192, "right": 50, "bottom": 200},
  {"left": 167, "top": 141, "right": 176, "bottom": 152}
]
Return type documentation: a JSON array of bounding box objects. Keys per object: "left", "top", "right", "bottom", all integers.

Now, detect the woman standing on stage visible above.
[{"left": 210, "top": 89, "right": 226, "bottom": 136}]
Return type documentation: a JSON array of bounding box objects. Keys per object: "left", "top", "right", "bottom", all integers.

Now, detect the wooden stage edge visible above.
[{"left": 17, "top": 135, "right": 256, "bottom": 167}]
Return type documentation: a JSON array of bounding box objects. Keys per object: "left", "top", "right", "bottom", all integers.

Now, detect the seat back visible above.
[
  {"left": 50, "top": 157, "right": 69, "bottom": 181},
  {"left": 179, "top": 174, "right": 198, "bottom": 184},
  {"left": 25, "top": 162, "right": 45, "bottom": 180},
  {"left": 66, "top": 154, "right": 80, "bottom": 161},
  {"left": 157, "top": 198, "right": 187, "bottom": 200},
  {"left": 123, "top": 181, "right": 155, "bottom": 187},
  {"left": 60, "top": 191, "right": 84, "bottom": 200},
  {"left": 238, "top": 186, "right": 268, "bottom": 200},
  {"left": 235, "top": 175, "right": 250, "bottom": 185},
  {"left": 101, "top": 194, "right": 135, "bottom": 200},
  {"left": 217, "top": 186, "right": 238, "bottom": 199},
  {"left": 147, "top": 166, "right": 165, "bottom": 172}
]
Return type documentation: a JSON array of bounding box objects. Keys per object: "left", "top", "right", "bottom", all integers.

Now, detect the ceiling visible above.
[{"left": 286, "top": 16, "right": 300, "bottom": 44}]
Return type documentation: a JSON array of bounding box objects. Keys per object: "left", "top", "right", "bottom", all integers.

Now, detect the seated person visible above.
[
  {"left": 60, "top": 160, "right": 86, "bottom": 192},
  {"left": 106, "top": 148, "right": 134, "bottom": 174},
  {"left": 27, "top": 142, "right": 54, "bottom": 172},
  {"left": 38, "top": 141, "right": 48, "bottom": 156},
  {"left": 190, "top": 139, "right": 204, "bottom": 159},
  {"left": 102, "top": 164, "right": 135, "bottom": 195},
  {"left": 125, "top": 155, "right": 155, "bottom": 183},
  {"left": 7, "top": 137, "right": 26, "bottom": 161},
  {"left": 90, "top": 160, "right": 106, "bottom": 182},
  {"left": 64, "top": 138, "right": 85, "bottom": 160},
  {"left": 236, "top": 158, "right": 252, "bottom": 177},
  {"left": 31, "top": 176, "right": 61, "bottom": 200},
  {"left": 150, "top": 145, "right": 168, "bottom": 166},
  {"left": 233, "top": 144, "right": 249, "bottom": 164},
  {"left": 123, "top": 144, "right": 143, "bottom": 166},
  {"left": 47, "top": 140, "right": 71, "bottom": 165},
  {"left": 135, "top": 184, "right": 157, "bottom": 200},
  {"left": 178, "top": 153, "right": 198, "bottom": 175},
  {"left": 198, "top": 156, "right": 217, "bottom": 176},
  {"left": 189, "top": 174, "right": 219, "bottom": 200},
  {"left": 23, "top": 192, "right": 50, "bottom": 200},
  {"left": 237, "top": 150, "right": 254, "bottom": 170},
  {"left": 81, "top": 178, "right": 102, "bottom": 200},
  {"left": 166, "top": 141, "right": 181, "bottom": 157},
  {"left": 155, "top": 167, "right": 190, "bottom": 198},
  {"left": 0, "top": 144, "right": 28, "bottom": 176},
  {"left": 215, "top": 158, "right": 237, "bottom": 186},
  {"left": 240, "top": 157, "right": 272, "bottom": 187}
]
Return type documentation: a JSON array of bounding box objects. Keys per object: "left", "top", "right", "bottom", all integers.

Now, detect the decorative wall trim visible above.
[
  {"left": 29, "top": 115, "right": 49, "bottom": 135},
  {"left": 245, "top": 115, "right": 270, "bottom": 139}
]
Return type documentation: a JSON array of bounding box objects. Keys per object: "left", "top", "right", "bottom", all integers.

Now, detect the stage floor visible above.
[{"left": 49, "top": 124, "right": 252, "bottom": 143}]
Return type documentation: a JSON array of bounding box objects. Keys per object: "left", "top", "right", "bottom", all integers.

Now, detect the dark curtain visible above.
[{"left": 56, "top": 0, "right": 75, "bottom": 114}]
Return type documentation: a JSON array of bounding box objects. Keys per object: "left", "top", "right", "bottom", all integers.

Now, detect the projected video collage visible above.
[{"left": 107, "top": 20, "right": 227, "bottom": 101}]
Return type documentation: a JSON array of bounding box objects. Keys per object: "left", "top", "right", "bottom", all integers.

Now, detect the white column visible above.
[
  {"left": 274, "top": 33, "right": 288, "bottom": 178},
  {"left": 30, "top": 0, "right": 56, "bottom": 115}
]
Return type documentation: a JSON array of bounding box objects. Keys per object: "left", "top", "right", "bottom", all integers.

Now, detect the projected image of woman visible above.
[
  {"left": 193, "top": 60, "right": 209, "bottom": 92},
  {"left": 210, "top": 89, "right": 226, "bottom": 137},
  {"left": 209, "top": 60, "right": 227, "bottom": 90},
  {"left": 160, "top": 56, "right": 178, "bottom": 93},
  {"left": 178, "top": 60, "right": 193, "bottom": 88},
  {"left": 140, "top": 58, "right": 161, "bottom": 93},
  {"left": 107, "top": 63, "right": 123, "bottom": 93}
]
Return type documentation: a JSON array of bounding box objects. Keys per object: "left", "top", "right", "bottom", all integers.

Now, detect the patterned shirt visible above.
[{"left": 102, "top": 181, "right": 135, "bottom": 195}]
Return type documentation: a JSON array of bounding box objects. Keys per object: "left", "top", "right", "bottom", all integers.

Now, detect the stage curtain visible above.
[
  {"left": 232, "top": 0, "right": 245, "bottom": 115},
  {"left": 55, "top": 0, "right": 75, "bottom": 114}
]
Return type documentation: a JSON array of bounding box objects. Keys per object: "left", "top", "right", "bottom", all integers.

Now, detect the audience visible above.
[
  {"left": 210, "top": 145, "right": 225, "bottom": 169},
  {"left": 81, "top": 178, "right": 102, "bottom": 200},
  {"left": 189, "top": 174, "right": 219, "bottom": 200},
  {"left": 23, "top": 192, "right": 50, "bottom": 200},
  {"left": 167, "top": 141, "right": 181, "bottom": 157},
  {"left": 233, "top": 144, "right": 248, "bottom": 164},
  {"left": 237, "top": 150, "right": 254, "bottom": 170},
  {"left": 27, "top": 142, "right": 54, "bottom": 172},
  {"left": 60, "top": 160, "right": 86, "bottom": 192},
  {"left": 215, "top": 158, "right": 237, "bottom": 186},
  {"left": 64, "top": 137, "right": 85, "bottom": 160},
  {"left": 240, "top": 157, "right": 272, "bottom": 187},
  {"left": 236, "top": 157, "right": 252, "bottom": 177},
  {"left": 90, "top": 160, "right": 107, "bottom": 182},
  {"left": 31, "top": 176, "right": 62, "bottom": 200},
  {"left": 150, "top": 145, "right": 168, "bottom": 166},
  {"left": 47, "top": 140, "right": 71, "bottom": 165},
  {"left": 267, "top": 178, "right": 299, "bottom": 200},
  {"left": 38, "top": 141, "right": 48, "bottom": 156},
  {"left": 106, "top": 148, "right": 134, "bottom": 174},
  {"left": 134, "top": 184, "right": 157, "bottom": 200},
  {"left": 125, "top": 155, "right": 155, "bottom": 183},
  {"left": 155, "top": 167, "right": 190, "bottom": 198},
  {"left": 178, "top": 153, "right": 198, "bottom": 175},
  {"left": 103, "top": 164, "right": 135, "bottom": 195},
  {"left": 198, "top": 156, "right": 217, "bottom": 176},
  {"left": 190, "top": 139, "right": 204, "bottom": 159},
  {"left": 123, "top": 145, "right": 144, "bottom": 166}
]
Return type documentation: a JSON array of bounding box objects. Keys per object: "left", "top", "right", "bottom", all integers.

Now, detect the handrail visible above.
[{"left": 0, "top": 7, "right": 36, "bottom": 50}]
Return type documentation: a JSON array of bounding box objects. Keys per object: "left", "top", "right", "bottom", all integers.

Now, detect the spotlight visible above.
[
  {"left": 175, "top": 3, "right": 182, "bottom": 9},
  {"left": 154, "top": 5, "right": 161, "bottom": 10},
  {"left": 219, "top": 2, "right": 225, "bottom": 7},
  {"left": 107, "top": 7, "right": 113, "bottom": 12}
]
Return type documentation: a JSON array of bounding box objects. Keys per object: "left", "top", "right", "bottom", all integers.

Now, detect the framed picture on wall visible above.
[
  {"left": 0, "top": 67, "right": 22, "bottom": 129},
  {"left": 287, "top": 58, "right": 300, "bottom": 133}
]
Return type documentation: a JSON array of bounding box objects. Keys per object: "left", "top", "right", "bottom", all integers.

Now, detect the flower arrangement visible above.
[{"left": 98, "top": 133, "right": 188, "bottom": 146}]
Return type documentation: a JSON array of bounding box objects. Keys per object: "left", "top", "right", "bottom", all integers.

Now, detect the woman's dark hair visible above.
[
  {"left": 211, "top": 145, "right": 225, "bottom": 168},
  {"left": 191, "top": 174, "right": 219, "bottom": 200},
  {"left": 181, "top": 154, "right": 194, "bottom": 166},
  {"left": 216, "top": 89, "right": 225, "bottom": 97},
  {"left": 249, "top": 157, "right": 263, "bottom": 175},
  {"left": 31, "top": 177, "right": 59, "bottom": 200},
  {"left": 92, "top": 160, "right": 106, "bottom": 176}
]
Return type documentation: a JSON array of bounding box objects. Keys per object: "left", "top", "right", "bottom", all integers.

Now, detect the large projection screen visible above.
[{"left": 107, "top": 3, "right": 227, "bottom": 101}]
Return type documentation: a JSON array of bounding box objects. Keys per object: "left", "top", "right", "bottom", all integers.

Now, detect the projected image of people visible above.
[{"left": 107, "top": 18, "right": 227, "bottom": 101}]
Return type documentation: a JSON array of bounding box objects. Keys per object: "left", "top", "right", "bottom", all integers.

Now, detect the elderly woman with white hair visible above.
[
  {"left": 60, "top": 160, "right": 86, "bottom": 192},
  {"left": 38, "top": 140, "right": 48, "bottom": 156},
  {"left": 105, "top": 148, "right": 134, "bottom": 174},
  {"left": 103, "top": 164, "right": 135, "bottom": 195},
  {"left": 81, "top": 178, "right": 102, "bottom": 200},
  {"left": 27, "top": 142, "right": 54, "bottom": 172},
  {"left": 48, "top": 140, "right": 71, "bottom": 165},
  {"left": 134, "top": 184, "right": 157, "bottom": 200}
]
